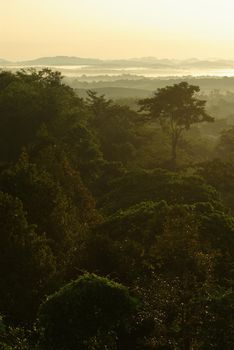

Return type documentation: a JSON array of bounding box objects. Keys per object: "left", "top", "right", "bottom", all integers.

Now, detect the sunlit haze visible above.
[{"left": 1, "top": 0, "right": 234, "bottom": 60}]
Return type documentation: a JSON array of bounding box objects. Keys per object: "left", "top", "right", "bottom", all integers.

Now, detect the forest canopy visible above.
[{"left": 0, "top": 69, "right": 233, "bottom": 350}]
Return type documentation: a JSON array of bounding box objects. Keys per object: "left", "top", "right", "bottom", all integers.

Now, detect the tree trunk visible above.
[
  {"left": 182, "top": 338, "right": 192, "bottom": 350},
  {"left": 171, "top": 134, "right": 178, "bottom": 169}
]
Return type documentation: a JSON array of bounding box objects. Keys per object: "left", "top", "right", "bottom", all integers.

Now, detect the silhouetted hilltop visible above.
[
  {"left": 1, "top": 56, "right": 234, "bottom": 69},
  {"left": 0, "top": 58, "right": 12, "bottom": 65},
  {"left": 17, "top": 56, "right": 102, "bottom": 66}
]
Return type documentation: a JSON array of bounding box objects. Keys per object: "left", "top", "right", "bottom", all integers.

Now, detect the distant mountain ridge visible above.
[
  {"left": 1, "top": 56, "right": 234, "bottom": 69},
  {"left": 17, "top": 56, "right": 102, "bottom": 66},
  {"left": 0, "top": 58, "right": 12, "bottom": 65}
]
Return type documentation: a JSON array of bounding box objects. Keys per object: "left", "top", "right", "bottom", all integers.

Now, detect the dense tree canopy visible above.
[
  {"left": 0, "top": 191, "right": 56, "bottom": 324},
  {"left": 0, "top": 70, "right": 233, "bottom": 349}
]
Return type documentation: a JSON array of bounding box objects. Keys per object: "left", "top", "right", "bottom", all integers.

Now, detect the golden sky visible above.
[{"left": 1, "top": 0, "right": 234, "bottom": 60}]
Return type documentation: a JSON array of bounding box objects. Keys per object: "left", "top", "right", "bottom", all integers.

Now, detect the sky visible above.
[{"left": 1, "top": 0, "right": 234, "bottom": 61}]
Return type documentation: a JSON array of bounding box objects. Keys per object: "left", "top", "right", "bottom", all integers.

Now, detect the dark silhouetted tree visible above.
[{"left": 138, "top": 82, "right": 214, "bottom": 167}]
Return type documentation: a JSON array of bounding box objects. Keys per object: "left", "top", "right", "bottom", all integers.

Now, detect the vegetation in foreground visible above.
[{"left": 0, "top": 69, "right": 233, "bottom": 349}]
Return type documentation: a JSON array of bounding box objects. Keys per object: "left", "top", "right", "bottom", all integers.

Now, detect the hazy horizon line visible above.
[{"left": 2, "top": 55, "right": 234, "bottom": 62}]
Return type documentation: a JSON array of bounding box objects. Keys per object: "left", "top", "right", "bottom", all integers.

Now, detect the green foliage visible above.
[
  {"left": 0, "top": 68, "right": 86, "bottom": 163},
  {"left": 0, "top": 316, "right": 32, "bottom": 350},
  {"left": 0, "top": 191, "right": 56, "bottom": 324},
  {"left": 0, "top": 70, "right": 233, "bottom": 348},
  {"left": 215, "top": 127, "right": 234, "bottom": 162},
  {"left": 138, "top": 82, "right": 214, "bottom": 166},
  {"left": 78, "top": 201, "right": 168, "bottom": 281},
  {"left": 0, "top": 153, "right": 80, "bottom": 257},
  {"left": 81, "top": 200, "right": 232, "bottom": 276},
  {"left": 100, "top": 169, "right": 221, "bottom": 214},
  {"left": 132, "top": 207, "right": 233, "bottom": 349},
  {"left": 77, "top": 201, "right": 234, "bottom": 348},
  {"left": 38, "top": 274, "right": 138, "bottom": 350},
  {"left": 198, "top": 159, "right": 234, "bottom": 212},
  {"left": 199, "top": 288, "right": 234, "bottom": 349},
  {"left": 86, "top": 91, "right": 139, "bottom": 165}
]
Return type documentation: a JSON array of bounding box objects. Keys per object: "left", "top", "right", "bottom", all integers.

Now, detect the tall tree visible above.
[{"left": 138, "top": 82, "right": 214, "bottom": 167}]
